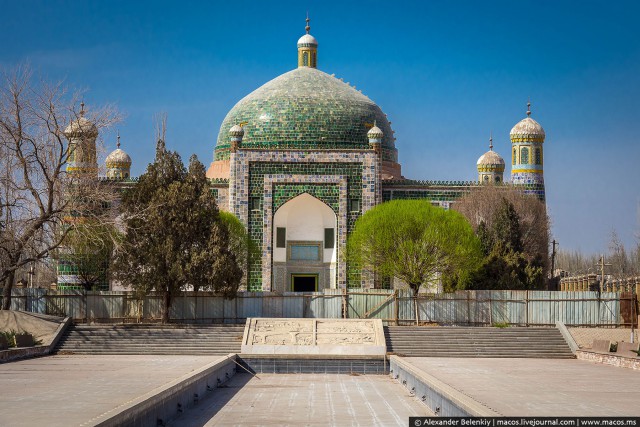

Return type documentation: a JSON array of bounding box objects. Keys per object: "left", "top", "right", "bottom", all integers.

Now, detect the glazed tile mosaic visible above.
[
  {"left": 229, "top": 149, "right": 378, "bottom": 291},
  {"left": 214, "top": 67, "right": 399, "bottom": 163}
]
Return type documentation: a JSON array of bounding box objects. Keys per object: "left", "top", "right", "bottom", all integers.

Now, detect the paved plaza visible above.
[
  {"left": 404, "top": 357, "right": 640, "bottom": 416},
  {"left": 0, "top": 354, "right": 223, "bottom": 427},
  {"left": 1, "top": 355, "right": 640, "bottom": 426},
  {"left": 169, "top": 373, "right": 432, "bottom": 426}
]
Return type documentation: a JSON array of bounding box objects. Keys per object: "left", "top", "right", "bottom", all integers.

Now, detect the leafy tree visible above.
[
  {"left": 466, "top": 198, "right": 545, "bottom": 290},
  {"left": 347, "top": 200, "right": 483, "bottom": 295},
  {"left": 219, "top": 212, "right": 259, "bottom": 290},
  {"left": 112, "top": 142, "right": 242, "bottom": 322},
  {"left": 58, "top": 223, "right": 117, "bottom": 291}
]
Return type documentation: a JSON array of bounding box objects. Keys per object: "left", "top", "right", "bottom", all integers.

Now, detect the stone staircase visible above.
[
  {"left": 55, "top": 324, "right": 245, "bottom": 355},
  {"left": 384, "top": 326, "right": 575, "bottom": 358}
]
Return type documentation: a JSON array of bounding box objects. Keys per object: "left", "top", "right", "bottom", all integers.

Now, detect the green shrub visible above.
[{"left": 492, "top": 322, "right": 510, "bottom": 328}]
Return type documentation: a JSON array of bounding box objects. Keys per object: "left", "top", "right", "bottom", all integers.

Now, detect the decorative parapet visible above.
[{"left": 383, "top": 179, "right": 479, "bottom": 187}]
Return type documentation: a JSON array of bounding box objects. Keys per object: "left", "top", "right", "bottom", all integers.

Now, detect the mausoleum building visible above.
[{"left": 59, "top": 21, "right": 547, "bottom": 292}]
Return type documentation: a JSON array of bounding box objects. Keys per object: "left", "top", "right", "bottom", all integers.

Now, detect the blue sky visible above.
[{"left": 1, "top": 0, "right": 639, "bottom": 254}]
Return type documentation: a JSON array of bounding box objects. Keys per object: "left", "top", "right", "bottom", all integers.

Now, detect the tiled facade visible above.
[{"left": 228, "top": 149, "right": 378, "bottom": 291}]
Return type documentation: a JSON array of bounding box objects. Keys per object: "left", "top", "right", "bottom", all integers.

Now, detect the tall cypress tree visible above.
[{"left": 113, "top": 142, "right": 242, "bottom": 322}]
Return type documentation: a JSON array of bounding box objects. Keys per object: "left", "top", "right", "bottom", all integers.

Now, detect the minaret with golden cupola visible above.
[
  {"left": 106, "top": 131, "right": 133, "bottom": 180},
  {"left": 477, "top": 133, "right": 505, "bottom": 184},
  {"left": 64, "top": 102, "right": 99, "bottom": 177},
  {"left": 297, "top": 15, "right": 318, "bottom": 68},
  {"left": 510, "top": 101, "right": 546, "bottom": 200}
]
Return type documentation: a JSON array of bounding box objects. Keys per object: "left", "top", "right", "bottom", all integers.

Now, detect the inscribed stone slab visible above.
[{"left": 241, "top": 318, "right": 386, "bottom": 356}]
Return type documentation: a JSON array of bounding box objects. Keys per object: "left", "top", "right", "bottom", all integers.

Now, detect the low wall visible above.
[
  {"left": 0, "top": 316, "right": 71, "bottom": 363},
  {"left": 576, "top": 350, "right": 640, "bottom": 371},
  {"left": 91, "top": 354, "right": 237, "bottom": 427},
  {"left": 238, "top": 354, "right": 388, "bottom": 375},
  {"left": 389, "top": 356, "right": 500, "bottom": 417}
]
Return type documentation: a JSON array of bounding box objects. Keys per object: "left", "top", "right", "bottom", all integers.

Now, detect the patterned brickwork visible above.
[{"left": 229, "top": 149, "right": 377, "bottom": 291}]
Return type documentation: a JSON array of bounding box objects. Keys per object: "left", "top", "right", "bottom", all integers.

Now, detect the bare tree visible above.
[
  {"left": 0, "top": 66, "right": 119, "bottom": 309},
  {"left": 452, "top": 185, "right": 550, "bottom": 273}
]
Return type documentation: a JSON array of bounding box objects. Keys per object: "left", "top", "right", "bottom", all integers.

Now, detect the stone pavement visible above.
[
  {"left": 403, "top": 357, "right": 640, "bottom": 416},
  {"left": 0, "top": 354, "right": 223, "bottom": 427},
  {"left": 169, "top": 373, "right": 433, "bottom": 426},
  {"left": 568, "top": 327, "right": 638, "bottom": 348}
]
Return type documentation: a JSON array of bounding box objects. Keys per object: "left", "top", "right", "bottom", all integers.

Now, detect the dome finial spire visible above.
[
  {"left": 116, "top": 130, "right": 121, "bottom": 149},
  {"left": 489, "top": 131, "right": 493, "bottom": 151},
  {"left": 80, "top": 101, "right": 85, "bottom": 117},
  {"left": 527, "top": 98, "right": 531, "bottom": 117},
  {"left": 297, "top": 14, "right": 317, "bottom": 68}
]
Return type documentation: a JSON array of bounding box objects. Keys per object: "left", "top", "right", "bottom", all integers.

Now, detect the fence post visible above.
[
  {"left": 488, "top": 294, "right": 492, "bottom": 326},
  {"left": 394, "top": 289, "right": 399, "bottom": 326},
  {"left": 342, "top": 288, "right": 347, "bottom": 319},
  {"left": 525, "top": 290, "right": 529, "bottom": 327}
]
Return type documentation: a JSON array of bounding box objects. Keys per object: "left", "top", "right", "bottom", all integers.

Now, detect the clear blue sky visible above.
[{"left": 2, "top": 0, "right": 639, "bottom": 255}]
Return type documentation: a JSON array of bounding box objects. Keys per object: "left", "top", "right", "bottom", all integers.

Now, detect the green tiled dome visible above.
[{"left": 215, "top": 67, "right": 397, "bottom": 161}]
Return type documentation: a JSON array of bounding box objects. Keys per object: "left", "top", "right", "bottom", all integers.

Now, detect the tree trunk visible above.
[
  {"left": 2, "top": 271, "right": 15, "bottom": 310},
  {"left": 410, "top": 284, "right": 420, "bottom": 326},
  {"left": 162, "top": 290, "right": 171, "bottom": 324}
]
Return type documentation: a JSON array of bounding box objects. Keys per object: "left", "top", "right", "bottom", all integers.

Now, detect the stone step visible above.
[
  {"left": 383, "top": 326, "right": 573, "bottom": 358},
  {"left": 54, "top": 324, "right": 245, "bottom": 355}
]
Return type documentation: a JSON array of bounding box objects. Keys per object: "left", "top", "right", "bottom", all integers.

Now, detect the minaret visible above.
[
  {"left": 510, "top": 101, "right": 546, "bottom": 199},
  {"left": 106, "top": 131, "right": 133, "bottom": 179},
  {"left": 368, "top": 121, "right": 384, "bottom": 203},
  {"left": 477, "top": 133, "right": 505, "bottom": 184},
  {"left": 297, "top": 14, "right": 318, "bottom": 68},
  {"left": 64, "top": 102, "right": 99, "bottom": 177}
]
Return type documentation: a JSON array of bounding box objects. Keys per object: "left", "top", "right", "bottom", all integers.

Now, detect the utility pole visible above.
[
  {"left": 548, "top": 240, "right": 559, "bottom": 291},
  {"left": 595, "top": 254, "right": 612, "bottom": 291},
  {"left": 550, "top": 239, "right": 558, "bottom": 278}
]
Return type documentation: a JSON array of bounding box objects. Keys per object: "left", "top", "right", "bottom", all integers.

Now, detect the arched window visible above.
[
  {"left": 303, "top": 51, "right": 309, "bottom": 66},
  {"left": 512, "top": 148, "right": 516, "bottom": 165},
  {"left": 495, "top": 176, "right": 501, "bottom": 183},
  {"left": 521, "top": 147, "right": 529, "bottom": 164},
  {"left": 535, "top": 148, "right": 542, "bottom": 165}
]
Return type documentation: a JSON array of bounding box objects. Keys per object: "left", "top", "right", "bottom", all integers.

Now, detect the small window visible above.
[
  {"left": 495, "top": 176, "right": 501, "bottom": 183},
  {"left": 348, "top": 199, "right": 360, "bottom": 212},
  {"left": 534, "top": 148, "right": 542, "bottom": 165},
  {"left": 521, "top": 147, "right": 529, "bottom": 164},
  {"left": 303, "top": 51, "right": 309, "bottom": 66},
  {"left": 276, "top": 227, "right": 286, "bottom": 248},
  {"left": 251, "top": 197, "right": 261, "bottom": 211},
  {"left": 512, "top": 148, "right": 516, "bottom": 165},
  {"left": 324, "top": 228, "right": 335, "bottom": 249},
  {"left": 289, "top": 244, "right": 321, "bottom": 261}
]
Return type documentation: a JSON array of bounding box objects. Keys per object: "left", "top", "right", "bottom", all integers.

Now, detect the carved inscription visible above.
[{"left": 251, "top": 320, "right": 314, "bottom": 346}]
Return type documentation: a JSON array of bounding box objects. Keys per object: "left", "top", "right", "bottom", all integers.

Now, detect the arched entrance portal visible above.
[{"left": 272, "top": 193, "right": 337, "bottom": 292}]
